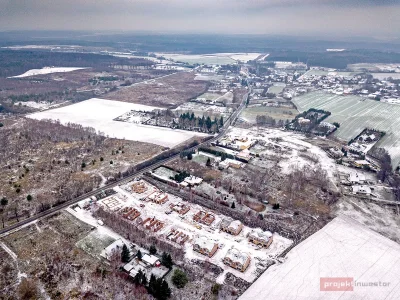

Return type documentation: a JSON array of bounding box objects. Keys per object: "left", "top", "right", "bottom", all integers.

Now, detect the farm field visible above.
[
  {"left": 28, "top": 98, "right": 208, "bottom": 148},
  {"left": 157, "top": 53, "right": 262, "bottom": 64},
  {"left": 268, "top": 84, "right": 286, "bottom": 94},
  {"left": 370, "top": 73, "right": 400, "bottom": 80},
  {"left": 301, "top": 70, "right": 360, "bottom": 77},
  {"left": 103, "top": 72, "right": 209, "bottom": 108},
  {"left": 239, "top": 215, "right": 400, "bottom": 300},
  {"left": 347, "top": 63, "right": 400, "bottom": 73},
  {"left": 240, "top": 106, "right": 297, "bottom": 123},
  {"left": 292, "top": 91, "right": 400, "bottom": 168}
]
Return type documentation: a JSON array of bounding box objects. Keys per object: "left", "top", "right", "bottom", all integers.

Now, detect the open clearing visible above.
[
  {"left": 239, "top": 215, "right": 400, "bottom": 300},
  {"left": 103, "top": 72, "right": 209, "bottom": 108},
  {"left": 268, "top": 84, "right": 286, "bottom": 95},
  {"left": 240, "top": 106, "right": 297, "bottom": 123},
  {"left": 292, "top": 91, "right": 400, "bottom": 168},
  {"left": 28, "top": 98, "right": 208, "bottom": 148},
  {"left": 8, "top": 67, "right": 88, "bottom": 78}
]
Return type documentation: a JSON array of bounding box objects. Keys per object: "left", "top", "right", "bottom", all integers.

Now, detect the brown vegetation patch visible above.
[
  {"left": 103, "top": 72, "right": 210, "bottom": 108},
  {"left": 243, "top": 200, "right": 266, "bottom": 212},
  {"left": 0, "top": 118, "right": 163, "bottom": 227}
]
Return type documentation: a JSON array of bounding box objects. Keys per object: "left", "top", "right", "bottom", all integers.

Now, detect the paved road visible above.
[{"left": 0, "top": 90, "right": 249, "bottom": 236}]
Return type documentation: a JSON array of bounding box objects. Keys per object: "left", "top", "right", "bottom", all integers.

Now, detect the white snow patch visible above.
[
  {"left": 0, "top": 241, "right": 17, "bottom": 261},
  {"left": 239, "top": 215, "right": 400, "bottom": 300},
  {"left": 9, "top": 67, "right": 88, "bottom": 78},
  {"left": 27, "top": 98, "right": 208, "bottom": 148}
]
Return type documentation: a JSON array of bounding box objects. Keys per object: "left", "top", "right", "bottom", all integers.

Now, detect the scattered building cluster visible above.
[{"left": 218, "top": 135, "right": 257, "bottom": 151}]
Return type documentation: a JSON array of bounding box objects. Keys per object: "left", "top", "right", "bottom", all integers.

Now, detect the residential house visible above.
[
  {"left": 193, "top": 236, "right": 219, "bottom": 257},
  {"left": 223, "top": 247, "right": 251, "bottom": 272},
  {"left": 220, "top": 217, "right": 243, "bottom": 236},
  {"left": 248, "top": 228, "right": 273, "bottom": 248}
]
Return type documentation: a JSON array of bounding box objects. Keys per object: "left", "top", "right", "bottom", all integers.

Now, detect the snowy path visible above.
[{"left": 0, "top": 241, "right": 17, "bottom": 261}]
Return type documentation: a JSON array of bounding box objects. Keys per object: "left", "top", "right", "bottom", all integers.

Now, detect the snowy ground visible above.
[
  {"left": 8, "top": 67, "right": 88, "bottom": 78},
  {"left": 156, "top": 53, "right": 263, "bottom": 65},
  {"left": 14, "top": 100, "right": 69, "bottom": 111},
  {"left": 27, "top": 98, "right": 208, "bottom": 148},
  {"left": 239, "top": 215, "right": 400, "bottom": 300},
  {"left": 227, "top": 127, "right": 338, "bottom": 182},
  {"left": 86, "top": 180, "right": 294, "bottom": 283}
]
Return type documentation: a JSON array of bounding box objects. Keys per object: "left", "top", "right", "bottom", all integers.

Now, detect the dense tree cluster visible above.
[{"left": 177, "top": 112, "right": 223, "bottom": 133}]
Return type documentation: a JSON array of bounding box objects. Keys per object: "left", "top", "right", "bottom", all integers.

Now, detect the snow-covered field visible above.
[
  {"left": 239, "top": 215, "right": 400, "bottom": 300},
  {"left": 9, "top": 67, "right": 88, "bottom": 78},
  {"left": 292, "top": 91, "right": 400, "bottom": 169},
  {"left": 27, "top": 98, "right": 208, "bottom": 148},
  {"left": 156, "top": 53, "right": 263, "bottom": 65}
]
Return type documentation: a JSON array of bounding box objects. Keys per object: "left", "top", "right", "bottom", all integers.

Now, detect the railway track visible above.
[{"left": 0, "top": 90, "right": 249, "bottom": 236}]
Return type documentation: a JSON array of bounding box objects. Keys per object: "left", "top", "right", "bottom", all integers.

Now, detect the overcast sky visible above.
[{"left": 0, "top": 0, "right": 399, "bottom": 38}]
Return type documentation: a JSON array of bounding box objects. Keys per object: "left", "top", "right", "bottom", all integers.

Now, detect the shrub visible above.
[
  {"left": 272, "top": 203, "right": 280, "bottom": 209},
  {"left": 27, "top": 195, "right": 33, "bottom": 201},
  {"left": 150, "top": 245, "right": 157, "bottom": 255},
  {"left": 121, "top": 244, "right": 130, "bottom": 263},
  {"left": 211, "top": 283, "right": 221, "bottom": 295},
  {"left": 172, "top": 269, "right": 188, "bottom": 289},
  {"left": 1, "top": 197, "right": 8, "bottom": 206}
]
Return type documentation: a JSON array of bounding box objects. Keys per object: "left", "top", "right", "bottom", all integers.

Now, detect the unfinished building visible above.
[
  {"left": 248, "top": 228, "right": 273, "bottom": 248},
  {"left": 169, "top": 202, "right": 190, "bottom": 215},
  {"left": 166, "top": 228, "right": 190, "bottom": 245},
  {"left": 223, "top": 247, "right": 251, "bottom": 272},
  {"left": 220, "top": 217, "right": 243, "bottom": 235},
  {"left": 193, "top": 210, "right": 215, "bottom": 226},
  {"left": 147, "top": 191, "right": 168, "bottom": 204},
  {"left": 193, "top": 236, "right": 219, "bottom": 257},
  {"left": 101, "top": 197, "right": 123, "bottom": 211},
  {"left": 142, "top": 217, "right": 165, "bottom": 232},
  {"left": 120, "top": 207, "right": 141, "bottom": 221},
  {"left": 131, "top": 181, "right": 148, "bottom": 194}
]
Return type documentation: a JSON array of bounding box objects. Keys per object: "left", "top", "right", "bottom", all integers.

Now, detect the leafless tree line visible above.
[{"left": 93, "top": 207, "right": 185, "bottom": 263}]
